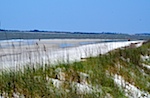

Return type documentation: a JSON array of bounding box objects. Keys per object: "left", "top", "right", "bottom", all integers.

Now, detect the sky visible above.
[{"left": 0, "top": 0, "right": 150, "bottom": 34}]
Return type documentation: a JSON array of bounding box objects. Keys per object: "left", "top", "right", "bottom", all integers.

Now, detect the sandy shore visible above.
[
  {"left": 0, "top": 39, "right": 119, "bottom": 55},
  {"left": 0, "top": 39, "right": 144, "bottom": 70}
]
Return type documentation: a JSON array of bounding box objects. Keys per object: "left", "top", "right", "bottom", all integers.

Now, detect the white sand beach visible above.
[{"left": 0, "top": 39, "right": 144, "bottom": 70}]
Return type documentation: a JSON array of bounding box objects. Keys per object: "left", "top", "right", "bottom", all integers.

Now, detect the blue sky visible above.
[{"left": 0, "top": 0, "right": 150, "bottom": 34}]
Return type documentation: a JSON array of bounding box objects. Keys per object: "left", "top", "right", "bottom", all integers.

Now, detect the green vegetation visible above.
[{"left": 0, "top": 41, "right": 150, "bottom": 97}]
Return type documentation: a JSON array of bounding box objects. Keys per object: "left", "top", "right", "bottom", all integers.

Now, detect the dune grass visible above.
[{"left": 0, "top": 41, "right": 150, "bottom": 97}]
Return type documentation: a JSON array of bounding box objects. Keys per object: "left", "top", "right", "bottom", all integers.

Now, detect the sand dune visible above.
[{"left": 0, "top": 39, "right": 143, "bottom": 70}]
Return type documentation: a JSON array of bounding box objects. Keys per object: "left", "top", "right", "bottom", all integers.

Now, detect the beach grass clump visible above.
[
  {"left": 0, "top": 40, "right": 150, "bottom": 97},
  {"left": 105, "top": 41, "right": 150, "bottom": 93},
  {"left": 0, "top": 58, "right": 126, "bottom": 97}
]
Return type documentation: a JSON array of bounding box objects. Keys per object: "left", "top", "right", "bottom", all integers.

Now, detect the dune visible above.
[{"left": 0, "top": 39, "right": 144, "bottom": 70}]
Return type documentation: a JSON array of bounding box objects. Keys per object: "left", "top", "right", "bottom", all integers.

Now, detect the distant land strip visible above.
[{"left": 0, "top": 29, "right": 150, "bottom": 40}]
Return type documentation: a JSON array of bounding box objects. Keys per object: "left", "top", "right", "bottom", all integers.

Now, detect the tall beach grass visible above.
[{"left": 0, "top": 39, "right": 149, "bottom": 98}]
